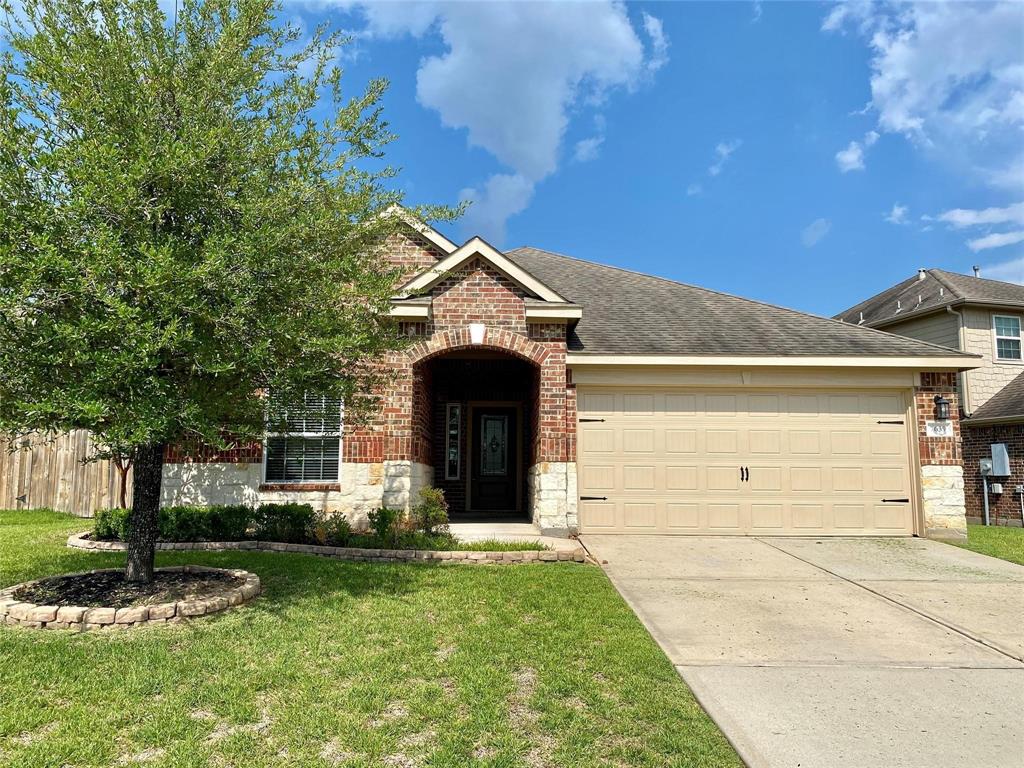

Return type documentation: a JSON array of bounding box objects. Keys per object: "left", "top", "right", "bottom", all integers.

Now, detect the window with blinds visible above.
[{"left": 264, "top": 393, "right": 343, "bottom": 483}]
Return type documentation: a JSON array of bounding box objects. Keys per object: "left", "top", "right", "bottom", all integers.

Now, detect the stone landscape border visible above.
[
  {"left": 67, "top": 532, "right": 588, "bottom": 564},
  {"left": 0, "top": 565, "right": 261, "bottom": 631}
]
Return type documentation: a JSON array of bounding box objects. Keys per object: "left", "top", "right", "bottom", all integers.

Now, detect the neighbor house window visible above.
[
  {"left": 994, "top": 315, "right": 1022, "bottom": 361},
  {"left": 264, "top": 393, "right": 342, "bottom": 483},
  {"left": 445, "top": 403, "right": 461, "bottom": 480}
]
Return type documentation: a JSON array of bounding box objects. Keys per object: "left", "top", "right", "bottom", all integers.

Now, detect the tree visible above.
[{"left": 0, "top": 0, "right": 448, "bottom": 581}]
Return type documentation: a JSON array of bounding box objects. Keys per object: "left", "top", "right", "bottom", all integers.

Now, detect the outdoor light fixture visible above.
[{"left": 933, "top": 395, "right": 951, "bottom": 421}]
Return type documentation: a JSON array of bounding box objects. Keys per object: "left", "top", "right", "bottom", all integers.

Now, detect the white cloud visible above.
[
  {"left": 967, "top": 231, "right": 1024, "bottom": 253},
  {"left": 573, "top": 136, "right": 604, "bottom": 164},
  {"left": 885, "top": 203, "right": 909, "bottom": 225},
  {"left": 835, "top": 130, "right": 878, "bottom": 172},
  {"left": 458, "top": 174, "right": 535, "bottom": 247},
  {"left": 801, "top": 218, "right": 832, "bottom": 248},
  {"left": 824, "top": 2, "right": 1024, "bottom": 191},
  {"left": 752, "top": 1, "right": 763, "bottom": 24},
  {"left": 642, "top": 12, "right": 669, "bottom": 73},
  {"left": 938, "top": 202, "right": 1024, "bottom": 229},
  {"left": 835, "top": 141, "right": 865, "bottom": 173},
  {"left": 686, "top": 182, "right": 702, "bottom": 197},
  {"left": 981, "top": 255, "right": 1024, "bottom": 284},
  {"left": 327, "top": 1, "right": 668, "bottom": 242},
  {"left": 708, "top": 139, "right": 742, "bottom": 177}
]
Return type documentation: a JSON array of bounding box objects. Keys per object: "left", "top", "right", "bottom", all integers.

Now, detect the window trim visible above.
[
  {"left": 992, "top": 314, "right": 1023, "bottom": 364},
  {"left": 262, "top": 395, "right": 344, "bottom": 485},
  {"left": 445, "top": 403, "right": 461, "bottom": 481}
]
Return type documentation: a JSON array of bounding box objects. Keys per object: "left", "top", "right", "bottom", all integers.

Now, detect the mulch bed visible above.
[{"left": 14, "top": 570, "right": 245, "bottom": 609}]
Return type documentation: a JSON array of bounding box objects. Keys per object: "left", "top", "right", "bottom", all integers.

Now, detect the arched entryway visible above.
[{"left": 413, "top": 349, "right": 540, "bottom": 518}]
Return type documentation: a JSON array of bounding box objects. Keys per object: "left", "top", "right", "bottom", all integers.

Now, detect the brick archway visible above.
[{"left": 407, "top": 327, "right": 549, "bottom": 368}]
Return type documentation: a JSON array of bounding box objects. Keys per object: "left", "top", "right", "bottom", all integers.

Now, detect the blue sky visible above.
[{"left": 173, "top": 2, "right": 1024, "bottom": 314}]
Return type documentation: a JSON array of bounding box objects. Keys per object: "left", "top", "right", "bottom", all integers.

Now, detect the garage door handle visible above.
[
  {"left": 877, "top": 420, "right": 904, "bottom": 425},
  {"left": 881, "top": 498, "right": 909, "bottom": 503},
  {"left": 579, "top": 418, "right": 605, "bottom": 423},
  {"left": 580, "top": 496, "right": 608, "bottom": 501}
]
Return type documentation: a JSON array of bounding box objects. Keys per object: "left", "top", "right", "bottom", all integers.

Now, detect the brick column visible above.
[{"left": 915, "top": 372, "right": 967, "bottom": 539}]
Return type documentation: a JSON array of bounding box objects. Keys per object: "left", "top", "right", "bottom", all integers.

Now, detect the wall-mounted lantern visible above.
[{"left": 933, "top": 394, "right": 951, "bottom": 421}]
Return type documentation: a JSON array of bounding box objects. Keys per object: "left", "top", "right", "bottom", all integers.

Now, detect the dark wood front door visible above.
[{"left": 470, "top": 407, "right": 518, "bottom": 512}]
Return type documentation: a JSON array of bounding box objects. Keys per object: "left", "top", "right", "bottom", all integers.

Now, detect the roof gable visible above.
[
  {"left": 396, "top": 237, "right": 568, "bottom": 303},
  {"left": 835, "top": 268, "right": 1024, "bottom": 328}
]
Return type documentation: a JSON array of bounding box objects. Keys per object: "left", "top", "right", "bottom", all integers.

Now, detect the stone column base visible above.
[
  {"left": 527, "top": 462, "right": 578, "bottom": 537},
  {"left": 921, "top": 465, "right": 967, "bottom": 540}
]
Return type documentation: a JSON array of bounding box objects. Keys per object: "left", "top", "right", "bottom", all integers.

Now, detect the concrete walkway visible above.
[
  {"left": 582, "top": 535, "right": 1024, "bottom": 768},
  {"left": 448, "top": 520, "right": 580, "bottom": 552}
]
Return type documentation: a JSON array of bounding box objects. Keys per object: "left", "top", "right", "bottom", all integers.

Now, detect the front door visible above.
[{"left": 470, "top": 407, "right": 518, "bottom": 512}]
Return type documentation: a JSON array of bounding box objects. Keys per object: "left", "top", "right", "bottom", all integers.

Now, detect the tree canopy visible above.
[{"left": 0, "top": 0, "right": 451, "bottom": 579}]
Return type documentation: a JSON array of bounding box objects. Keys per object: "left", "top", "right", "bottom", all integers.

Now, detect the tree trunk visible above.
[{"left": 125, "top": 443, "right": 165, "bottom": 583}]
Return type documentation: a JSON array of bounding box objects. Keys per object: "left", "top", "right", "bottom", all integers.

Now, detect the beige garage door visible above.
[{"left": 577, "top": 388, "right": 916, "bottom": 536}]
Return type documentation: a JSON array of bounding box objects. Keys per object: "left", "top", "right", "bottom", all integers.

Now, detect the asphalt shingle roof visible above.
[
  {"left": 967, "top": 370, "right": 1024, "bottom": 423},
  {"left": 834, "top": 269, "right": 1024, "bottom": 328},
  {"left": 505, "top": 247, "right": 976, "bottom": 359}
]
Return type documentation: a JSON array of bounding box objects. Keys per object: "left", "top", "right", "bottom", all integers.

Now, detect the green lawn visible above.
[
  {"left": 0, "top": 510, "right": 738, "bottom": 768},
  {"left": 949, "top": 523, "right": 1024, "bottom": 566}
]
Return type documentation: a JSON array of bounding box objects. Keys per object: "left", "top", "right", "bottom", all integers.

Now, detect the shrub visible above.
[
  {"left": 367, "top": 507, "right": 402, "bottom": 546},
  {"left": 411, "top": 487, "right": 449, "bottom": 536},
  {"left": 310, "top": 512, "right": 352, "bottom": 547},
  {"left": 92, "top": 507, "right": 130, "bottom": 541},
  {"left": 160, "top": 505, "right": 206, "bottom": 541},
  {"left": 254, "top": 503, "right": 315, "bottom": 543},
  {"left": 205, "top": 504, "right": 253, "bottom": 540}
]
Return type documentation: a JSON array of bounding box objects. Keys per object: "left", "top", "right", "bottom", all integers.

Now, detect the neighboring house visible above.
[
  {"left": 836, "top": 268, "right": 1024, "bottom": 526},
  {"left": 159, "top": 211, "right": 978, "bottom": 539}
]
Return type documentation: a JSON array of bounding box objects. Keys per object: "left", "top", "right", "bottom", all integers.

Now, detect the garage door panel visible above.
[
  {"left": 623, "top": 502, "right": 657, "bottom": 529},
  {"left": 708, "top": 503, "right": 741, "bottom": 529},
  {"left": 706, "top": 430, "right": 739, "bottom": 454},
  {"left": 707, "top": 466, "right": 741, "bottom": 491},
  {"left": 666, "top": 429, "right": 697, "bottom": 453},
  {"left": 578, "top": 388, "right": 915, "bottom": 536},
  {"left": 666, "top": 503, "right": 700, "bottom": 529}
]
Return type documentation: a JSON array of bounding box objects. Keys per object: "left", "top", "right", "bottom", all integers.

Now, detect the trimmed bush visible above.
[
  {"left": 254, "top": 503, "right": 315, "bottom": 544},
  {"left": 367, "top": 507, "right": 402, "bottom": 546},
  {"left": 411, "top": 487, "right": 449, "bottom": 536},
  {"left": 310, "top": 512, "right": 352, "bottom": 547},
  {"left": 92, "top": 507, "right": 131, "bottom": 541}
]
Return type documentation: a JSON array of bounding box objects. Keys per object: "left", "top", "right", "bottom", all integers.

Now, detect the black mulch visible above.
[{"left": 14, "top": 570, "right": 244, "bottom": 608}]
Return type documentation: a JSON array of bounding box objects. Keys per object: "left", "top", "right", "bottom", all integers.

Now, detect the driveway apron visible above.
[{"left": 582, "top": 535, "right": 1024, "bottom": 768}]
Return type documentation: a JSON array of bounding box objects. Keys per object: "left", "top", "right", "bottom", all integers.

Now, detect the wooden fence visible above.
[{"left": 0, "top": 431, "right": 131, "bottom": 517}]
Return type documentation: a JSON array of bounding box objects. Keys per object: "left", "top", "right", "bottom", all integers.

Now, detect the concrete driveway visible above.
[{"left": 582, "top": 535, "right": 1024, "bottom": 768}]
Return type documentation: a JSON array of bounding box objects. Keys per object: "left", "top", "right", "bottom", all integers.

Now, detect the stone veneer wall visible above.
[
  {"left": 915, "top": 372, "right": 967, "bottom": 539},
  {"left": 527, "top": 462, "right": 578, "bottom": 535},
  {"left": 962, "top": 423, "right": 1024, "bottom": 527},
  {"left": 161, "top": 460, "right": 431, "bottom": 528}
]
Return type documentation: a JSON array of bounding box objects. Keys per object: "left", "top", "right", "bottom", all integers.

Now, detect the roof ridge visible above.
[
  {"left": 509, "top": 247, "right": 976, "bottom": 358},
  {"left": 927, "top": 269, "right": 964, "bottom": 299}
]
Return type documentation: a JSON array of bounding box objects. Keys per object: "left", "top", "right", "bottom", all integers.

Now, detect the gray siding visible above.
[{"left": 883, "top": 312, "right": 960, "bottom": 350}]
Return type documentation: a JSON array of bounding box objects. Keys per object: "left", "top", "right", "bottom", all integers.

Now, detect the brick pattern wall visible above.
[
  {"left": 164, "top": 441, "right": 262, "bottom": 464},
  {"left": 915, "top": 372, "right": 962, "bottom": 465},
  {"left": 963, "top": 424, "right": 1024, "bottom": 526},
  {"left": 432, "top": 259, "right": 528, "bottom": 333},
  {"left": 383, "top": 230, "right": 445, "bottom": 284}
]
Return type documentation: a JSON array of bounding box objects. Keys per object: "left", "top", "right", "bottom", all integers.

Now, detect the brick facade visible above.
[
  {"left": 914, "top": 372, "right": 968, "bottom": 538},
  {"left": 963, "top": 423, "right": 1024, "bottom": 526}
]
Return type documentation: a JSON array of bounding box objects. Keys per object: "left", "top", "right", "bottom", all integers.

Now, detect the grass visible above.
[
  {"left": 453, "top": 539, "right": 550, "bottom": 552},
  {"left": 0, "top": 509, "right": 739, "bottom": 768},
  {"left": 948, "top": 523, "right": 1024, "bottom": 566}
]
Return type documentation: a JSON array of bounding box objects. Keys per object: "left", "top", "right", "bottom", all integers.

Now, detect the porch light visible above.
[{"left": 933, "top": 395, "right": 951, "bottom": 421}]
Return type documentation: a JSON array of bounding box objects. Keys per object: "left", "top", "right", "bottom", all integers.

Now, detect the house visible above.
[
  {"left": 160, "top": 213, "right": 979, "bottom": 539},
  {"left": 836, "top": 268, "right": 1024, "bottom": 527}
]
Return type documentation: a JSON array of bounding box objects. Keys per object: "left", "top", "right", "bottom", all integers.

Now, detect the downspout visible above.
[{"left": 946, "top": 305, "right": 972, "bottom": 416}]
